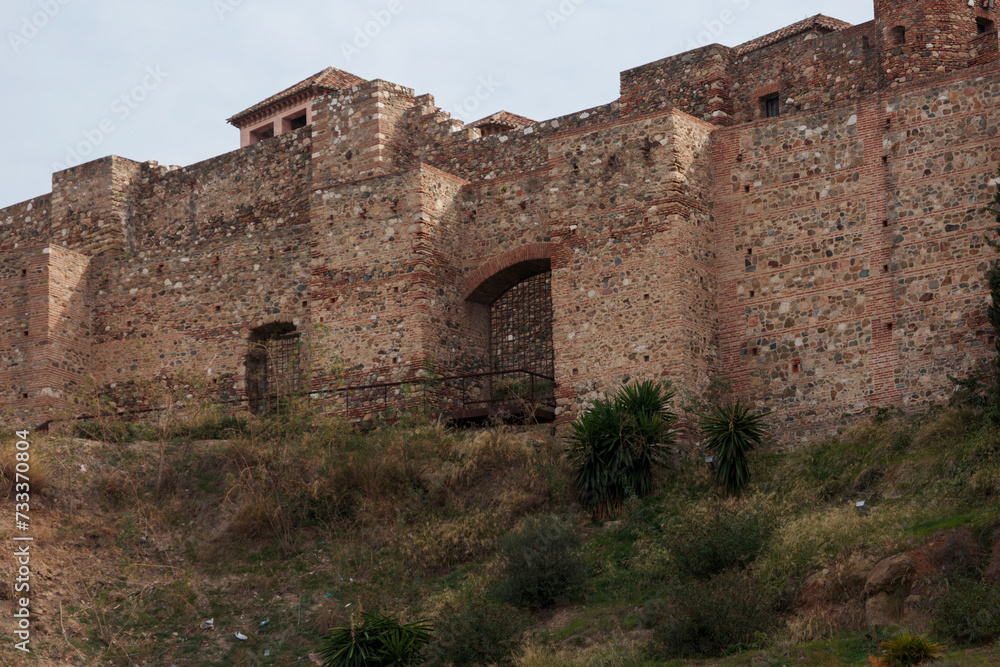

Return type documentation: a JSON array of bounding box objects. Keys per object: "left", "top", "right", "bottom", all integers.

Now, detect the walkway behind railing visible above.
[
  {"left": 38, "top": 369, "right": 557, "bottom": 431},
  {"left": 336, "top": 369, "right": 556, "bottom": 424}
]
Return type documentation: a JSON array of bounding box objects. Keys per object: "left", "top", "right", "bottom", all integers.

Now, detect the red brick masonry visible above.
[{"left": 2, "top": 0, "right": 999, "bottom": 445}]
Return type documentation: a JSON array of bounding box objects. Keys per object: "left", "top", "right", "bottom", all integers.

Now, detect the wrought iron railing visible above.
[
  {"left": 335, "top": 368, "right": 556, "bottom": 423},
  {"left": 41, "top": 369, "right": 557, "bottom": 431}
]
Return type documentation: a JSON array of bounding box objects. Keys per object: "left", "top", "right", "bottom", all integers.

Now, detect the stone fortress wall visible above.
[{"left": 3, "top": 0, "right": 1000, "bottom": 444}]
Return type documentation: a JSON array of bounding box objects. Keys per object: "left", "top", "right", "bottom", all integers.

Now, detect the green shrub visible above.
[
  {"left": 934, "top": 578, "right": 1000, "bottom": 644},
  {"left": 493, "top": 377, "right": 555, "bottom": 402},
  {"left": 495, "top": 515, "right": 586, "bottom": 609},
  {"left": 421, "top": 598, "right": 524, "bottom": 666},
  {"left": 567, "top": 380, "right": 677, "bottom": 519},
  {"left": 700, "top": 399, "right": 768, "bottom": 496},
  {"left": 640, "top": 598, "right": 670, "bottom": 629},
  {"left": 966, "top": 171, "right": 1000, "bottom": 423},
  {"left": 318, "top": 611, "right": 432, "bottom": 666},
  {"left": 669, "top": 505, "right": 773, "bottom": 579},
  {"left": 876, "top": 631, "right": 944, "bottom": 666},
  {"left": 173, "top": 413, "right": 250, "bottom": 440},
  {"left": 653, "top": 569, "right": 777, "bottom": 659},
  {"left": 73, "top": 419, "right": 156, "bottom": 444}
]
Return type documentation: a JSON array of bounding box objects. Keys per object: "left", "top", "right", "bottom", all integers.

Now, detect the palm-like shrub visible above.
[
  {"left": 700, "top": 399, "right": 768, "bottom": 496},
  {"left": 567, "top": 380, "right": 677, "bottom": 520},
  {"left": 872, "top": 632, "right": 944, "bottom": 666},
  {"left": 318, "top": 612, "right": 432, "bottom": 666}
]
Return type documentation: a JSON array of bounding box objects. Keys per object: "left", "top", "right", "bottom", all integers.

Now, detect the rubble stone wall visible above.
[
  {"left": 3, "top": 1, "right": 1000, "bottom": 444},
  {"left": 713, "top": 69, "right": 1000, "bottom": 444}
]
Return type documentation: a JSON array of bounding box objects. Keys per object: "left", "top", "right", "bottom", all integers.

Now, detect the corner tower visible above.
[{"left": 875, "top": 0, "right": 998, "bottom": 85}]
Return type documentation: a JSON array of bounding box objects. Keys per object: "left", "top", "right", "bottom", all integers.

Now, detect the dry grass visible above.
[
  {"left": 444, "top": 429, "right": 561, "bottom": 518},
  {"left": 825, "top": 549, "right": 885, "bottom": 604},
  {"left": 782, "top": 609, "right": 840, "bottom": 645},
  {"left": 8, "top": 400, "right": 997, "bottom": 666},
  {"left": 219, "top": 421, "right": 566, "bottom": 559},
  {"left": 968, "top": 428, "right": 1000, "bottom": 499},
  {"left": 401, "top": 430, "right": 565, "bottom": 570},
  {"left": 910, "top": 408, "right": 974, "bottom": 451},
  {"left": 516, "top": 633, "right": 650, "bottom": 667},
  {"left": 400, "top": 511, "right": 502, "bottom": 571},
  {"left": 0, "top": 436, "right": 52, "bottom": 498},
  {"left": 756, "top": 503, "right": 920, "bottom": 583},
  {"left": 970, "top": 461, "right": 1000, "bottom": 498},
  {"left": 97, "top": 469, "right": 136, "bottom": 508},
  {"left": 220, "top": 422, "right": 430, "bottom": 546}
]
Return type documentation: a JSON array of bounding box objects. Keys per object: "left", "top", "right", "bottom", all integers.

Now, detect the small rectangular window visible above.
[
  {"left": 891, "top": 25, "right": 906, "bottom": 45},
  {"left": 977, "top": 17, "right": 995, "bottom": 35},
  {"left": 762, "top": 93, "right": 780, "bottom": 118},
  {"left": 282, "top": 112, "right": 308, "bottom": 133},
  {"left": 251, "top": 124, "right": 275, "bottom": 144}
]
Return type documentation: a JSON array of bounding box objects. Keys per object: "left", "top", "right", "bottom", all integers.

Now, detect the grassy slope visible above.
[{"left": 0, "top": 404, "right": 997, "bottom": 666}]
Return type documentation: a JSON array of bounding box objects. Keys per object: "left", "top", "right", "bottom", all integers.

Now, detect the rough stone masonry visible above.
[{"left": 3, "top": 0, "right": 1000, "bottom": 445}]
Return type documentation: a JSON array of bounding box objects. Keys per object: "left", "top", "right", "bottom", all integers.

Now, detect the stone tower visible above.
[
  {"left": 3, "top": 2, "right": 1000, "bottom": 444},
  {"left": 875, "top": 0, "right": 998, "bottom": 85}
]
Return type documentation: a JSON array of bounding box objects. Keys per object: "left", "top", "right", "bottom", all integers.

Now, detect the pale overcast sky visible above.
[{"left": 0, "top": 0, "right": 875, "bottom": 207}]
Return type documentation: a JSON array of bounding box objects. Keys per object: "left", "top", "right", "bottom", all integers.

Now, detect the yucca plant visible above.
[
  {"left": 870, "top": 631, "right": 944, "bottom": 666},
  {"left": 567, "top": 380, "right": 677, "bottom": 520},
  {"left": 700, "top": 399, "right": 768, "bottom": 497},
  {"left": 318, "top": 612, "right": 432, "bottom": 667}
]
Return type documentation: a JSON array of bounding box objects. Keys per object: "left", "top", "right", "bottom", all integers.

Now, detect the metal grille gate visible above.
[
  {"left": 246, "top": 330, "right": 303, "bottom": 413},
  {"left": 488, "top": 271, "right": 555, "bottom": 405}
]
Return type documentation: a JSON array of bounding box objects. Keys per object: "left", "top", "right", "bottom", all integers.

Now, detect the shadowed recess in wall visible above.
[
  {"left": 4, "top": 0, "right": 1000, "bottom": 443},
  {"left": 487, "top": 265, "right": 555, "bottom": 408},
  {"left": 246, "top": 322, "right": 303, "bottom": 414}
]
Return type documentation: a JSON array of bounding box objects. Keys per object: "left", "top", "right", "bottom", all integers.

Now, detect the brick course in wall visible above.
[{"left": 3, "top": 0, "right": 1000, "bottom": 444}]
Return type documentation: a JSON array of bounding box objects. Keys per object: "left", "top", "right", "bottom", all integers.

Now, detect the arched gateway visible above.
[{"left": 465, "top": 252, "right": 556, "bottom": 417}]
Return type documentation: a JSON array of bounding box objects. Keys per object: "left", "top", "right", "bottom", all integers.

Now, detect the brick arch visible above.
[
  {"left": 252, "top": 313, "right": 305, "bottom": 331},
  {"left": 245, "top": 319, "right": 304, "bottom": 413},
  {"left": 463, "top": 243, "right": 552, "bottom": 304},
  {"left": 237, "top": 316, "right": 304, "bottom": 373}
]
